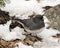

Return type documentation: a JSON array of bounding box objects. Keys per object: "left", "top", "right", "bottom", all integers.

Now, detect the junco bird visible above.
[{"left": 14, "top": 15, "right": 45, "bottom": 35}]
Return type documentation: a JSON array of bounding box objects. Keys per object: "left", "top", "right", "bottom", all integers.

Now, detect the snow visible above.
[
  {"left": 1, "top": 0, "right": 38, "bottom": 19},
  {"left": 38, "top": 28, "right": 60, "bottom": 37},
  {"left": 1, "top": 0, "right": 60, "bottom": 19},
  {"left": 15, "top": 41, "right": 60, "bottom": 48},
  {"left": 0, "top": 20, "right": 26, "bottom": 41},
  {"left": 33, "top": 41, "right": 60, "bottom": 48},
  {"left": 39, "top": 0, "right": 60, "bottom": 7},
  {"left": 0, "top": 0, "right": 60, "bottom": 48},
  {"left": 43, "top": 16, "right": 51, "bottom": 28},
  {"left": 18, "top": 11, "right": 33, "bottom": 19},
  {"left": 4, "top": 0, "right": 11, "bottom": 4},
  {"left": 15, "top": 42, "right": 33, "bottom": 48},
  {"left": 37, "top": 28, "right": 60, "bottom": 42}
]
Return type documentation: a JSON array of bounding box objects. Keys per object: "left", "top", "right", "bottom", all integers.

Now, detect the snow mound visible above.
[
  {"left": 33, "top": 41, "right": 60, "bottom": 48},
  {"left": 0, "top": 20, "right": 26, "bottom": 41},
  {"left": 37, "top": 28, "right": 60, "bottom": 42}
]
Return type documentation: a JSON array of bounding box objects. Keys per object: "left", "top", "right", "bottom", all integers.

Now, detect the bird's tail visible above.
[
  {"left": 14, "top": 18, "right": 24, "bottom": 27},
  {"left": 14, "top": 18, "right": 23, "bottom": 22}
]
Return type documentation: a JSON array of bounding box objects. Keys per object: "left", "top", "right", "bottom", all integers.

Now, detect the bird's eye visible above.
[{"left": 40, "top": 16, "right": 43, "bottom": 19}]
